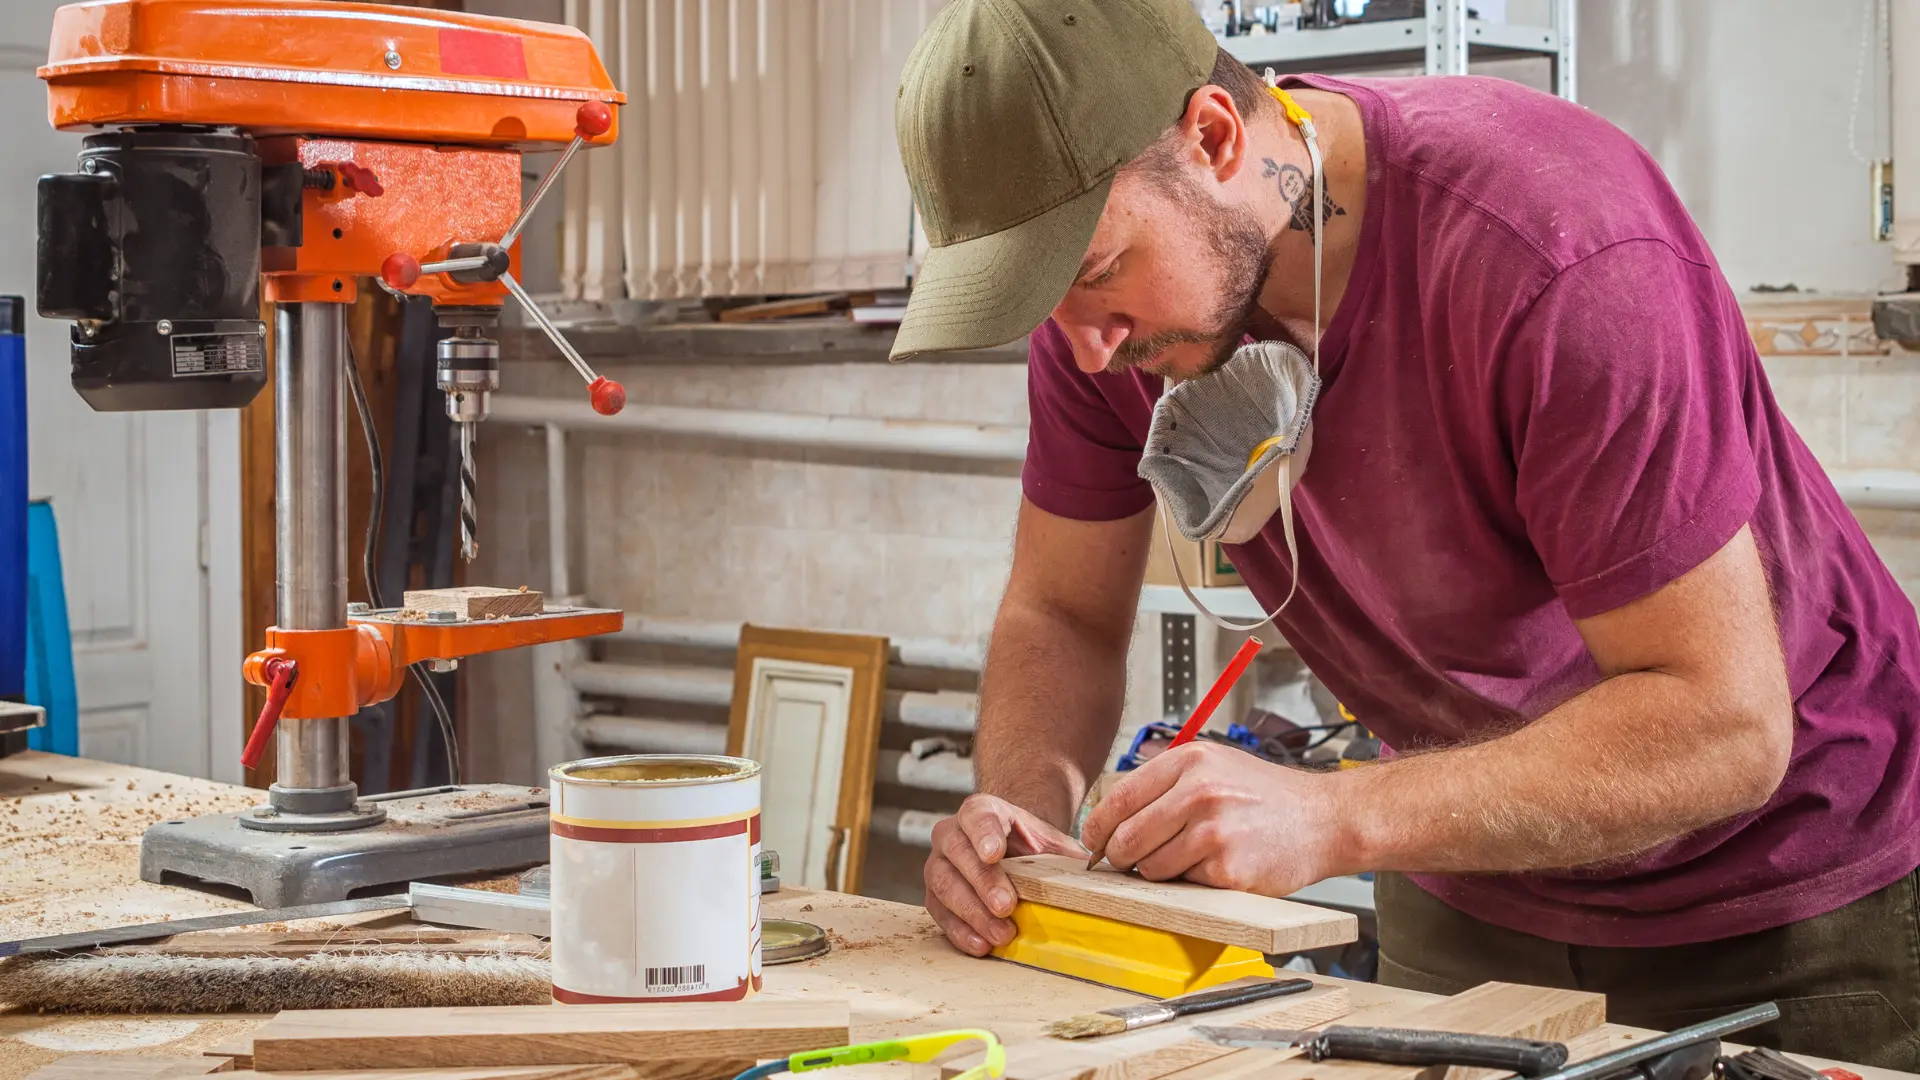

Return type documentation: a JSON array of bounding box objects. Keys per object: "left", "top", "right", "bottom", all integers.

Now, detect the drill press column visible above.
[{"left": 263, "top": 304, "right": 370, "bottom": 823}]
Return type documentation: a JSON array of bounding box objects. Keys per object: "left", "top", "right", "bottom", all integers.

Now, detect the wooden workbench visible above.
[{"left": 0, "top": 752, "right": 1909, "bottom": 1080}]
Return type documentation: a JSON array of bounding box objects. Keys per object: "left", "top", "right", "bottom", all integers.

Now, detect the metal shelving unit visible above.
[{"left": 1219, "top": 0, "right": 1577, "bottom": 101}]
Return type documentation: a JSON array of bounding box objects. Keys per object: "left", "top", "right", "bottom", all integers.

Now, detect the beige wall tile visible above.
[
  {"left": 718, "top": 526, "right": 816, "bottom": 627},
  {"left": 798, "top": 530, "right": 891, "bottom": 636},
  {"left": 1846, "top": 354, "right": 1920, "bottom": 468},
  {"left": 881, "top": 534, "right": 1006, "bottom": 643},
  {"left": 1760, "top": 356, "right": 1848, "bottom": 465}
]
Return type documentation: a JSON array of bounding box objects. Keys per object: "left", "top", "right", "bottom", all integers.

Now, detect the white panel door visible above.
[
  {"left": 0, "top": 6, "right": 242, "bottom": 782},
  {"left": 741, "top": 657, "right": 852, "bottom": 890}
]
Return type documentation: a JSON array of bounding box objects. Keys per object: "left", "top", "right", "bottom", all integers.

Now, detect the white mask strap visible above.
[
  {"left": 1266, "top": 71, "right": 1326, "bottom": 375},
  {"left": 1306, "top": 129, "right": 1323, "bottom": 377},
  {"left": 1156, "top": 455, "right": 1300, "bottom": 635}
]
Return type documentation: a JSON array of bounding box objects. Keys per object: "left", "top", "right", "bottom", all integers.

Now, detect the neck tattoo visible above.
[{"left": 1263, "top": 157, "right": 1345, "bottom": 233}]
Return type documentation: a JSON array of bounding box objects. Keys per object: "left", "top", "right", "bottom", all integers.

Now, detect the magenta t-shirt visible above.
[{"left": 1023, "top": 74, "right": 1920, "bottom": 947}]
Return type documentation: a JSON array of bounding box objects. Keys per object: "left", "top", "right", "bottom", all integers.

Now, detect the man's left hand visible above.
[{"left": 1078, "top": 741, "right": 1349, "bottom": 896}]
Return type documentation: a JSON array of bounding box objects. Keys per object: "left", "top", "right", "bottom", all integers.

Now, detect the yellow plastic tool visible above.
[{"left": 991, "top": 901, "right": 1276, "bottom": 997}]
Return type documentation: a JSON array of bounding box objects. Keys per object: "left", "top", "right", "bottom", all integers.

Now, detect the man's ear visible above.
[{"left": 1187, "top": 85, "right": 1250, "bottom": 185}]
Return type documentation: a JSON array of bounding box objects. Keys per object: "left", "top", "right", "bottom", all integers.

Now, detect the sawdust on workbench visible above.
[
  {"left": 447, "top": 874, "right": 522, "bottom": 894},
  {"left": 0, "top": 1014, "right": 263, "bottom": 1080}
]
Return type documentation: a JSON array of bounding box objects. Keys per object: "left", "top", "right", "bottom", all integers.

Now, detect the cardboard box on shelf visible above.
[{"left": 1143, "top": 510, "right": 1243, "bottom": 588}]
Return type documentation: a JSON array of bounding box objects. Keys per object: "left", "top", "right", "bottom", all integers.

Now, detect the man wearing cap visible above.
[{"left": 896, "top": 0, "right": 1920, "bottom": 1068}]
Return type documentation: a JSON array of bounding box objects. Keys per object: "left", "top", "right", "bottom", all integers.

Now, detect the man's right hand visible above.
[{"left": 923, "top": 793, "right": 1090, "bottom": 956}]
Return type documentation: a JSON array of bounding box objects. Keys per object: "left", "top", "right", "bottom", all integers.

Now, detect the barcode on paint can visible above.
[{"left": 645, "top": 964, "right": 707, "bottom": 991}]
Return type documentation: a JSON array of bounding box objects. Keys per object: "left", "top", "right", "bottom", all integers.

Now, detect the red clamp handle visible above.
[
  {"left": 381, "top": 252, "right": 421, "bottom": 290},
  {"left": 575, "top": 100, "right": 613, "bottom": 138},
  {"left": 240, "top": 658, "right": 298, "bottom": 770},
  {"left": 337, "top": 162, "right": 384, "bottom": 197},
  {"left": 589, "top": 376, "right": 626, "bottom": 416}
]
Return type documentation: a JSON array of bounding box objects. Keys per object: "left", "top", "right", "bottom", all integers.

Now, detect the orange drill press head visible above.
[{"left": 35, "top": 0, "right": 624, "bottom": 412}]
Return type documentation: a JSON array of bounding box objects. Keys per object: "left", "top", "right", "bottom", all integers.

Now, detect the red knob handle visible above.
[
  {"left": 381, "top": 252, "right": 421, "bottom": 290},
  {"left": 337, "top": 162, "right": 384, "bottom": 197},
  {"left": 575, "top": 100, "right": 613, "bottom": 138},
  {"left": 240, "top": 658, "right": 297, "bottom": 770},
  {"left": 589, "top": 376, "right": 626, "bottom": 416}
]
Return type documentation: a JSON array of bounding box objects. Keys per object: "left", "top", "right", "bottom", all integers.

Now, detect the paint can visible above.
[{"left": 548, "top": 753, "right": 763, "bottom": 1003}]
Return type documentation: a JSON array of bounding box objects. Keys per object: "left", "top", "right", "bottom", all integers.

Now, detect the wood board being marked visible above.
[
  {"left": 247, "top": 999, "right": 849, "bottom": 1071},
  {"left": 1163, "top": 981, "right": 1606, "bottom": 1080},
  {"left": 402, "top": 586, "right": 544, "bottom": 619},
  {"left": 23, "top": 1055, "right": 234, "bottom": 1078},
  {"left": 968, "top": 983, "right": 1354, "bottom": 1080},
  {"left": 1000, "top": 855, "right": 1359, "bottom": 954}
]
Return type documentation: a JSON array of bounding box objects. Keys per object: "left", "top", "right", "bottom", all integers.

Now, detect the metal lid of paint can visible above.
[
  {"left": 549, "top": 753, "right": 763, "bottom": 787},
  {"left": 764, "top": 919, "right": 830, "bottom": 965}
]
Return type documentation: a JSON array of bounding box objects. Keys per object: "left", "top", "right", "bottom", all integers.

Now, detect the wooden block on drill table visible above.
[
  {"left": 403, "top": 586, "right": 545, "bottom": 620},
  {"left": 1170, "top": 980, "right": 1607, "bottom": 1080},
  {"left": 999, "top": 855, "right": 1359, "bottom": 954},
  {"left": 247, "top": 999, "right": 849, "bottom": 1071}
]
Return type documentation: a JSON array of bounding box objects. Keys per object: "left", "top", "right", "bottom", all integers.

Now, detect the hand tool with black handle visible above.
[{"left": 1195, "top": 1024, "right": 1570, "bottom": 1076}]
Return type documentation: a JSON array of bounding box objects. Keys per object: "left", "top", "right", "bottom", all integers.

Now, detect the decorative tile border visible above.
[{"left": 1742, "top": 295, "right": 1892, "bottom": 358}]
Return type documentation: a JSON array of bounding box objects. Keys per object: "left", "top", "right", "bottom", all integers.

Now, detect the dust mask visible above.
[{"left": 1136, "top": 77, "right": 1327, "bottom": 633}]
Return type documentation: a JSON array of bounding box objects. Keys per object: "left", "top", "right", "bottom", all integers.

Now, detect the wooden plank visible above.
[
  {"left": 714, "top": 292, "right": 875, "bottom": 323},
  {"left": 979, "top": 984, "right": 1354, "bottom": 1080},
  {"left": 216, "top": 1066, "right": 666, "bottom": 1080},
  {"left": 113, "top": 928, "right": 546, "bottom": 959},
  {"left": 1164, "top": 981, "right": 1607, "bottom": 1080},
  {"left": 1384, "top": 981, "right": 1607, "bottom": 1080},
  {"left": 402, "top": 586, "right": 545, "bottom": 620},
  {"left": 25, "top": 1055, "right": 233, "bottom": 1078},
  {"left": 248, "top": 999, "right": 850, "bottom": 1071},
  {"left": 999, "top": 855, "right": 1359, "bottom": 954}
]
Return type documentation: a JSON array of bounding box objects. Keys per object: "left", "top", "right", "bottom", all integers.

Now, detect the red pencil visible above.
[
  {"left": 1169, "top": 635, "right": 1264, "bottom": 750},
  {"left": 1086, "top": 635, "right": 1264, "bottom": 869}
]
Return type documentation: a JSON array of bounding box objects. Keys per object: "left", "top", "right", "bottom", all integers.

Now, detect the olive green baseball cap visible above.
[{"left": 890, "top": 0, "right": 1220, "bottom": 361}]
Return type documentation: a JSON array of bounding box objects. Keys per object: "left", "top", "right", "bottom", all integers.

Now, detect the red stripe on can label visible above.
[
  {"left": 553, "top": 979, "right": 752, "bottom": 1004},
  {"left": 550, "top": 815, "right": 754, "bottom": 843}
]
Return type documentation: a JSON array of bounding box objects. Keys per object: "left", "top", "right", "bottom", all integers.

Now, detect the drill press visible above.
[{"left": 34, "top": 0, "right": 630, "bottom": 905}]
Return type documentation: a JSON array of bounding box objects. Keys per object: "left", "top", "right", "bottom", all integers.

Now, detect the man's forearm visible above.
[
  {"left": 1331, "top": 669, "right": 1793, "bottom": 875},
  {"left": 972, "top": 599, "right": 1133, "bottom": 831}
]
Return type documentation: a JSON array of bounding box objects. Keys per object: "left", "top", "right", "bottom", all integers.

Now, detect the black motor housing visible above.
[{"left": 38, "top": 127, "right": 267, "bottom": 412}]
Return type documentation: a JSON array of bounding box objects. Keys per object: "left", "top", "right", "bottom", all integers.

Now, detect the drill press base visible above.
[{"left": 139, "top": 784, "right": 549, "bottom": 907}]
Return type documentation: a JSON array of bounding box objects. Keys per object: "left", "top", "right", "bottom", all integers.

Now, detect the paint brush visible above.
[
  {"left": 1044, "top": 977, "right": 1312, "bottom": 1039},
  {"left": 1085, "top": 635, "right": 1265, "bottom": 870}
]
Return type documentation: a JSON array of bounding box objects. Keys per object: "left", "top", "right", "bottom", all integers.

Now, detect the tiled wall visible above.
[{"left": 462, "top": 348, "right": 1166, "bottom": 791}]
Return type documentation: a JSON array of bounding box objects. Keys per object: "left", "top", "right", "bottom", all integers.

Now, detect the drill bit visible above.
[{"left": 458, "top": 421, "right": 478, "bottom": 562}]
